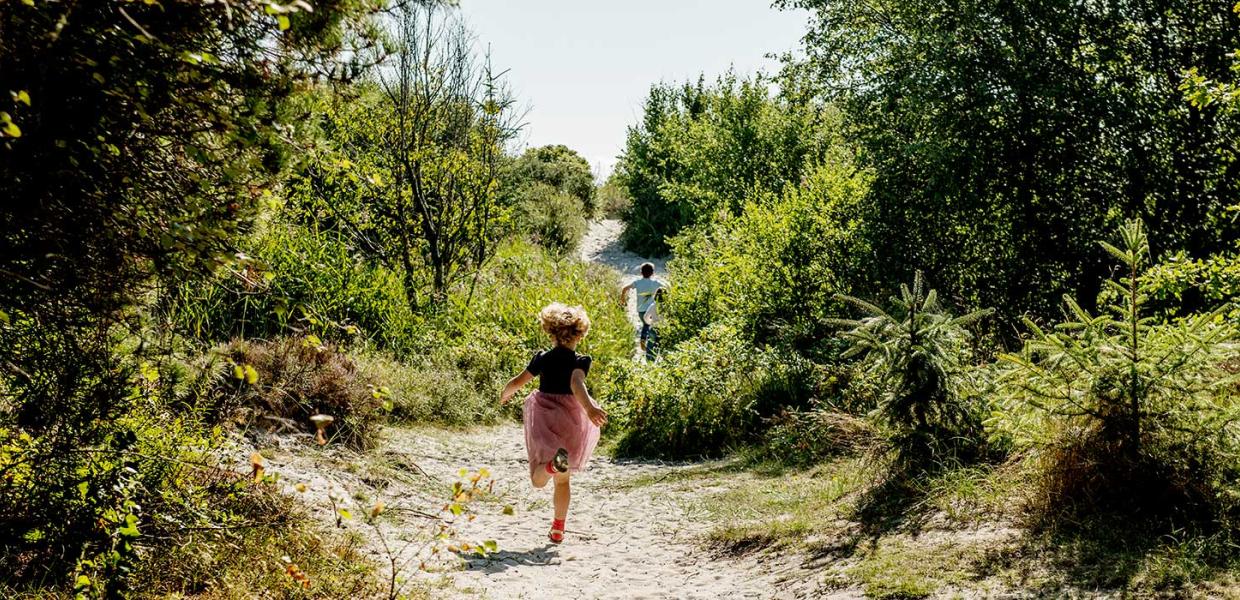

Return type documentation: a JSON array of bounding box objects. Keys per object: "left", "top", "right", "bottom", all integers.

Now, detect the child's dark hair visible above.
[{"left": 640, "top": 262, "right": 654, "bottom": 278}]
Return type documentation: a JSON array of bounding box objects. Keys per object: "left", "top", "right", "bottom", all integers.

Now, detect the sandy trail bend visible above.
[{"left": 578, "top": 218, "right": 669, "bottom": 282}]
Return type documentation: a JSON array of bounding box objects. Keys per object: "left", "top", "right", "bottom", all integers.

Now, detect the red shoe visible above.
[{"left": 548, "top": 518, "right": 565, "bottom": 544}]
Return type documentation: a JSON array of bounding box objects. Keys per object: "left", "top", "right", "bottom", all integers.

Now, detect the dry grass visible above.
[{"left": 215, "top": 337, "right": 382, "bottom": 450}]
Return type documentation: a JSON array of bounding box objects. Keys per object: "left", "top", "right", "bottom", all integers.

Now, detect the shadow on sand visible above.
[{"left": 460, "top": 543, "right": 561, "bottom": 574}]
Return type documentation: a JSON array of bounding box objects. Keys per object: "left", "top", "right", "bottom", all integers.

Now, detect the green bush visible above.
[
  {"left": 613, "top": 323, "right": 817, "bottom": 459},
  {"left": 996, "top": 220, "right": 1240, "bottom": 518},
  {"left": 1143, "top": 247, "right": 1240, "bottom": 320},
  {"left": 165, "top": 218, "right": 425, "bottom": 357},
  {"left": 514, "top": 186, "right": 590, "bottom": 255},
  {"left": 505, "top": 145, "right": 597, "bottom": 216},
  {"left": 663, "top": 159, "right": 871, "bottom": 350}
]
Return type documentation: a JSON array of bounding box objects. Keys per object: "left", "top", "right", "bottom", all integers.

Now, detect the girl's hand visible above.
[
  {"left": 586, "top": 404, "right": 608, "bottom": 427},
  {"left": 500, "top": 389, "right": 514, "bottom": 405}
]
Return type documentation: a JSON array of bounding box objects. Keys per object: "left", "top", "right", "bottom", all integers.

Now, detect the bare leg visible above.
[
  {"left": 530, "top": 462, "right": 552, "bottom": 488},
  {"left": 552, "top": 472, "right": 570, "bottom": 521}
]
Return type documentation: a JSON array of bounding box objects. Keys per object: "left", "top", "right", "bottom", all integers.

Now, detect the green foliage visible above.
[
  {"left": 832, "top": 272, "right": 992, "bottom": 456},
  {"left": 663, "top": 158, "right": 871, "bottom": 350},
  {"left": 1143, "top": 245, "right": 1240, "bottom": 320},
  {"left": 512, "top": 184, "right": 590, "bottom": 254},
  {"left": 783, "top": 0, "right": 1240, "bottom": 323},
  {"left": 1181, "top": 2, "right": 1240, "bottom": 112},
  {"left": 165, "top": 217, "right": 423, "bottom": 356},
  {"left": 615, "top": 72, "right": 834, "bottom": 255},
  {"left": 998, "top": 220, "right": 1240, "bottom": 515},
  {"left": 0, "top": 0, "right": 383, "bottom": 588},
  {"left": 613, "top": 323, "right": 817, "bottom": 459},
  {"left": 507, "top": 144, "right": 597, "bottom": 215}
]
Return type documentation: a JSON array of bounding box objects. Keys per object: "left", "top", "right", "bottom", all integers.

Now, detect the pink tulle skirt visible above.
[{"left": 523, "top": 391, "right": 600, "bottom": 473}]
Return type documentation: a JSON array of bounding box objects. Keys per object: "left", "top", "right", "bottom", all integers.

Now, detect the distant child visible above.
[
  {"left": 620, "top": 262, "right": 664, "bottom": 355},
  {"left": 500, "top": 303, "right": 608, "bottom": 544}
]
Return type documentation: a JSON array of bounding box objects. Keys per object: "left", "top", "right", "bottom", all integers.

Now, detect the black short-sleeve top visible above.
[{"left": 525, "top": 346, "right": 591, "bottom": 394}]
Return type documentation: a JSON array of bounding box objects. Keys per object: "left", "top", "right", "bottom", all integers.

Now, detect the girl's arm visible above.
[
  {"left": 619, "top": 283, "right": 633, "bottom": 305},
  {"left": 570, "top": 369, "right": 607, "bottom": 427},
  {"left": 500, "top": 371, "right": 533, "bottom": 405}
]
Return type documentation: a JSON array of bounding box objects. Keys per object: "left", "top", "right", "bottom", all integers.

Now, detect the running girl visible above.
[{"left": 500, "top": 303, "right": 608, "bottom": 543}]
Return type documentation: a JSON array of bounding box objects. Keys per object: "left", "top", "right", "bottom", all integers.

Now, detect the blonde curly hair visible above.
[{"left": 539, "top": 302, "right": 591, "bottom": 346}]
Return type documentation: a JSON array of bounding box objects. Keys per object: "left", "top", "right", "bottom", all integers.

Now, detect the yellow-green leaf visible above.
[
  {"left": 277, "top": 15, "right": 290, "bottom": 30},
  {"left": 243, "top": 364, "right": 259, "bottom": 385},
  {"left": 233, "top": 364, "right": 245, "bottom": 380}
]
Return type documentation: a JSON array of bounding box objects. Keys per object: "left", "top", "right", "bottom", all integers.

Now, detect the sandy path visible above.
[
  {"left": 250, "top": 220, "right": 835, "bottom": 599},
  {"left": 578, "top": 219, "right": 669, "bottom": 282},
  {"left": 250, "top": 424, "right": 841, "bottom": 600},
  {"left": 397, "top": 426, "right": 806, "bottom": 599}
]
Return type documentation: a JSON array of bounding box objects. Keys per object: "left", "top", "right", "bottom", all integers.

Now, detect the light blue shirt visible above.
[{"left": 632, "top": 278, "right": 662, "bottom": 313}]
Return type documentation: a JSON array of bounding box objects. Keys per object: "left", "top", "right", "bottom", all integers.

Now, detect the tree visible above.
[
  {"left": 615, "top": 72, "right": 832, "bottom": 255},
  {"left": 1000, "top": 220, "right": 1240, "bottom": 511},
  {"left": 508, "top": 144, "right": 596, "bottom": 214},
  {"left": 832, "top": 272, "right": 992, "bottom": 458},
  {"left": 303, "top": 3, "right": 519, "bottom": 307},
  {"left": 781, "top": 0, "right": 1240, "bottom": 323},
  {"left": 0, "top": 0, "right": 384, "bottom": 585}
]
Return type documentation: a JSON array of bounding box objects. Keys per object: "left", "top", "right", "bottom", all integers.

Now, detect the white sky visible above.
[{"left": 454, "top": 1, "right": 810, "bottom": 179}]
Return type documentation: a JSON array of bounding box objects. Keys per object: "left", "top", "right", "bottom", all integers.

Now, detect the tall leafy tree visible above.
[
  {"left": 297, "top": 3, "right": 518, "bottom": 307},
  {"left": 0, "top": 0, "right": 384, "bottom": 584},
  {"left": 781, "top": 0, "right": 1240, "bottom": 322},
  {"left": 615, "top": 72, "right": 832, "bottom": 255}
]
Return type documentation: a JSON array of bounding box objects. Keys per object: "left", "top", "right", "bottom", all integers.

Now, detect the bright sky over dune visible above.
[{"left": 455, "top": 1, "right": 810, "bottom": 179}]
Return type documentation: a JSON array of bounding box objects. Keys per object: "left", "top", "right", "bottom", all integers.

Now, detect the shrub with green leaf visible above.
[
  {"left": 614, "top": 323, "right": 817, "bottom": 459},
  {"left": 513, "top": 185, "right": 590, "bottom": 255},
  {"left": 166, "top": 219, "right": 425, "bottom": 356},
  {"left": 663, "top": 158, "right": 871, "bottom": 350},
  {"left": 997, "top": 219, "right": 1240, "bottom": 516},
  {"left": 1142, "top": 244, "right": 1240, "bottom": 320},
  {"left": 831, "top": 272, "right": 992, "bottom": 459}
]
